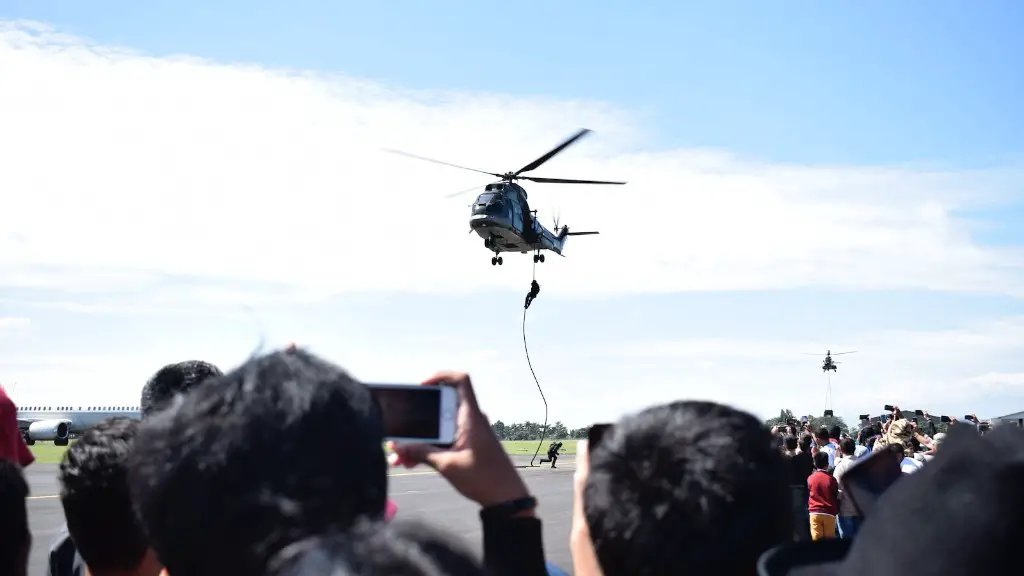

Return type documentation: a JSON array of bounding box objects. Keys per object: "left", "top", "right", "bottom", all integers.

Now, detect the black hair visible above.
[
  {"left": 783, "top": 435, "right": 798, "bottom": 452},
  {"left": 0, "top": 460, "right": 30, "bottom": 576},
  {"left": 829, "top": 425, "right": 841, "bottom": 440},
  {"left": 139, "top": 360, "right": 223, "bottom": 417},
  {"left": 269, "top": 519, "right": 484, "bottom": 576},
  {"left": 128, "top": 348, "right": 387, "bottom": 576},
  {"left": 58, "top": 417, "right": 147, "bottom": 572},
  {"left": 798, "top": 433, "right": 813, "bottom": 452},
  {"left": 813, "top": 450, "right": 831, "bottom": 470},
  {"left": 815, "top": 427, "right": 830, "bottom": 441},
  {"left": 839, "top": 437, "right": 856, "bottom": 457},
  {"left": 585, "top": 400, "right": 791, "bottom": 576}
]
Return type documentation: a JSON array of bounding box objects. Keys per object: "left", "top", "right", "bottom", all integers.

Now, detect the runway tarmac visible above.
[{"left": 25, "top": 455, "right": 577, "bottom": 575}]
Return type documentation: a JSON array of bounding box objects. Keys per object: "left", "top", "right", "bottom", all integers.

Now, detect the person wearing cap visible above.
[{"left": 0, "top": 385, "right": 34, "bottom": 468}]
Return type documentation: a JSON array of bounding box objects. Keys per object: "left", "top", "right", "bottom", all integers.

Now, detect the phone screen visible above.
[
  {"left": 840, "top": 447, "right": 903, "bottom": 518},
  {"left": 367, "top": 385, "right": 454, "bottom": 443},
  {"left": 588, "top": 423, "right": 613, "bottom": 453}
]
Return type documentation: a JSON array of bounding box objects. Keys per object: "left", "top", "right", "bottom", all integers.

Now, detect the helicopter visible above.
[
  {"left": 801, "top": 350, "right": 858, "bottom": 373},
  {"left": 385, "top": 129, "right": 625, "bottom": 266}
]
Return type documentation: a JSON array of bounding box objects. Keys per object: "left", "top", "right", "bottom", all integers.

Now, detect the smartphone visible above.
[
  {"left": 839, "top": 445, "right": 904, "bottom": 518},
  {"left": 884, "top": 404, "right": 894, "bottom": 411},
  {"left": 914, "top": 409, "right": 924, "bottom": 416},
  {"left": 800, "top": 416, "right": 808, "bottom": 423},
  {"left": 366, "top": 384, "right": 458, "bottom": 446},
  {"left": 964, "top": 415, "right": 974, "bottom": 421},
  {"left": 823, "top": 410, "right": 834, "bottom": 417},
  {"left": 858, "top": 414, "right": 869, "bottom": 421},
  {"left": 588, "top": 423, "right": 614, "bottom": 454},
  {"left": 912, "top": 417, "right": 919, "bottom": 425},
  {"left": 940, "top": 415, "right": 951, "bottom": 423}
]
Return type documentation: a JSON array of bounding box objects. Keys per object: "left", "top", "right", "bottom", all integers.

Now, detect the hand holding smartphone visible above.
[{"left": 367, "top": 383, "right": 458, "bottom": 446}]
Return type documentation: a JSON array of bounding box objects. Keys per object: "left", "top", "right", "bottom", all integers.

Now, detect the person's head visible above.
[
  {"left": 783, "top": 434, "right": 798, "bottom": 453},
  {"left": 128, "top": 348, "right": 387, "bottom": 576},
  {"left": 814, "top": 427, "right": 830, "bottom": 444},
  {"left": 0, "top": 460, "right": 30, "bottom": 576},
  {"left": 798, "top": 433, "right": 813, "bottom": 452},
  {"left": 58, "top": 417, "right": 158, "bottom": 576},
  {"left": 585, "top": 400, "right": 791, "bottom": 575},
  {"left": 829, "top": 425, "right": 841, "bottom": 440},
  {"left": 813, "top": 450, "right": 830, "bottom": 470},
  {"left": 840, "top": 437, "right": 856, "bottom": 457},
  {"left": 140, "top": 360, "right": 223, "bottom": 418},
  {"left": 885, "top": 442, "right": 905, "bottom": 464},
  {"left": 268, "top": 519, "right": 484, "bottom": 576}
]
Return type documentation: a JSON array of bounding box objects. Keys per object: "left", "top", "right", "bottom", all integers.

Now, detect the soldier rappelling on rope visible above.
[{"left": 524, "top": 279, "right": 540, "bottom": 310}]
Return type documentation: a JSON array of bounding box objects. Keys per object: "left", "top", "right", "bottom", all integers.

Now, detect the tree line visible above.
[
  {"left": 495, "top": 407, "right": 950, "bottom": 444},
  {"left": 763, "top": 409, "right": 851, "bottom": 436},
  {"left": 490, "top": 420, "right": 589, "bottom": 441}
]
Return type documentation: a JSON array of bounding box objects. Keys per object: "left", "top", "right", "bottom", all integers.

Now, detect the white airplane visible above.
[{"left": 16, "top": 402, "right": 141, "bottom": 446}]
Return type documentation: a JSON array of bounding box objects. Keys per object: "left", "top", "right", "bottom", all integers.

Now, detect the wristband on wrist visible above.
[{"left": 479, "top": 495, "right": 537, "bottom": 521}]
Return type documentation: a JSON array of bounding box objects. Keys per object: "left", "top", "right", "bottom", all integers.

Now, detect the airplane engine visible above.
[{"left": 27, "top": 419, "right": 72, "bottom": 442}]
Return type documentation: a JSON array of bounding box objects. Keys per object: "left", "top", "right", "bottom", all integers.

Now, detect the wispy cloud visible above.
[
  {"left": 1, "top": 20, "right": 1022, "bottom": 303},
  {"left": 0, "top": 317, "right": 31, "bottom": 331}
]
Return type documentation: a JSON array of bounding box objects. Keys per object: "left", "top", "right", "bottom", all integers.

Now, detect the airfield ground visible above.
[
  {"left": 28, "top": 439, "right": 579, "bottom": 464},
  {"left": 24, "top": 454, "right": 577, "bottom": 574}
]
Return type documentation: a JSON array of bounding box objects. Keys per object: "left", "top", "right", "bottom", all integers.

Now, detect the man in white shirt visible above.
[
  {"left": 813, "top": 427, "right": 837, "bottom": 468},
  {"left": 832, "top": 438, "right": 861, "bottom": 539}
]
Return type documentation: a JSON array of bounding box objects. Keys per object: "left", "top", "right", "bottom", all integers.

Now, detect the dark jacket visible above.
[{"left": 483, "top": 514, "right": 549, "bottom": 576}]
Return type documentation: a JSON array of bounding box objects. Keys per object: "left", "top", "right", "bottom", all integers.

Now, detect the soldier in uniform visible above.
[{"left": 538, "top": 440, "right": 563, "bottom": 468}]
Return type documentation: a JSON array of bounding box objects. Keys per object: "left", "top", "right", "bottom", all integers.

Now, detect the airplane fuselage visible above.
[{"left": 16, "top": 404, "right": 141, "bottom": 444}]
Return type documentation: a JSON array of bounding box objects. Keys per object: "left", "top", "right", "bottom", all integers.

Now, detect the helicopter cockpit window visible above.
[{"left": 486, "top": 195, "right": 511, "bottom": 218}]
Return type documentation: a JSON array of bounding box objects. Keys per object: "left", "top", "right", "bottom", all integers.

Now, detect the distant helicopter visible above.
[
  {"left": 386, "top": 129, "right": 625, "bottom": 266},
  {"left": 802, "top": 350, "right": 858, "bottom": 372}
]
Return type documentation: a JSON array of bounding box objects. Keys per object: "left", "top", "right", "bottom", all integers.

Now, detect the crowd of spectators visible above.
[{"left": 1, "top": 348, "right": 1022, "bottom": 576}]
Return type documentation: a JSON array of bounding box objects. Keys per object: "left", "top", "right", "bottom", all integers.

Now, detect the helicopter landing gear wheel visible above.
[
  {"left": 491, "top": 256, "right": 503, "bottom": 266},
  {"left": 533, "top": 254, "right": 545, "bottom": 263}
]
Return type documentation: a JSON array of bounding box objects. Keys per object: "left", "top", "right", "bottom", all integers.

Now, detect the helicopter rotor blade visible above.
[
  {"left": 382, "top": 149, "right": 502, "bottom": 179},
  {"left": 444, "top": 181, "right": 495, "bottom": 199},
  {"left": 521, "top": 176, "right": 627, "bottom": 185},
  {"left": 514, "top": 128, "right": 593, "bottom": 176},
  {"left": 833, "top": 351, "right": 858, "bottom": 356}
]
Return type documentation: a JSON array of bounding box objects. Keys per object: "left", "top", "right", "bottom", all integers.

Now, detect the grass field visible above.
[{"left": 28, "top": 439, "right": 578, "bottom": 464}]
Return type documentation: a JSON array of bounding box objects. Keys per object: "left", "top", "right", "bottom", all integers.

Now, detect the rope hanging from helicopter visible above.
[{"left": 521, "top": 259, "right": 549, "bottom": 467}]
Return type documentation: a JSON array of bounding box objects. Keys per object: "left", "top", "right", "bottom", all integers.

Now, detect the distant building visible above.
[{"left": 990, "top": 411, "right": 1024, "bottom": 427}]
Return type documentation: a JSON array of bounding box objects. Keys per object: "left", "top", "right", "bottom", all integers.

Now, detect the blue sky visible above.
[{"left": 1, "top": 2, "right": 1024, "bottom": 426}]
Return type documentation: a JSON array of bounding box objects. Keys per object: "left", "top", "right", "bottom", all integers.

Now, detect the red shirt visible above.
[
  {"left": 0, "top": 386, "right": 34, "bottom": 467},
  {"left": 807, "top": 469, "right": 838, "bottom": 515}
]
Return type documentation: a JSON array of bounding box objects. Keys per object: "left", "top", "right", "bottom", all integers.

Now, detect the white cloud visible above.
[
  {"left": 1, "top": 20, "right": 1023, "bottom": 301},
  {"left": 0, "top": 317, "right": 31, "bottom": 331}
]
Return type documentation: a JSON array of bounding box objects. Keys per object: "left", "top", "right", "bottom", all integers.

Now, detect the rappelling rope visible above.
[
  {"left": 825, "top": 372, "right": 832, "bottom": 413},
  {"left": 523, "top": 259, "right": 550, "bottom": 467}
]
